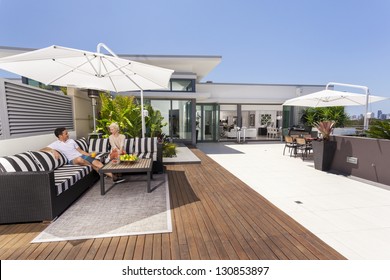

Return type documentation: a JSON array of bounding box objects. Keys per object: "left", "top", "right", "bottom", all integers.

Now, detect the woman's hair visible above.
[{"left": 109, "top": 122, "right": 120, "bottom": 132}]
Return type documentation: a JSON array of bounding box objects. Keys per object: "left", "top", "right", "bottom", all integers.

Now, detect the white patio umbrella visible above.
[
  {"left": 283, "top": 82, "right": 388, "bottom": 129},
  {"left": 0, "top": 43, "right": 174, "bottom": 137}
]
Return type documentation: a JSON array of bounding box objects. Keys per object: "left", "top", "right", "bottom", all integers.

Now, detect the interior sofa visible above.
[{"left": 0, "top": 136, "right": 162, "bottom": 224}]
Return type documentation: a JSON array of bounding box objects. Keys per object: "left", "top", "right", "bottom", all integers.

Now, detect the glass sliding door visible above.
[
  {"left": 219, "top": 104, "right": 238, "bottom": 140},
  {"left": 171, "top": 100, "right": 192, "bottom": 141},
  {"left": 150, "top": 99, "right": 193, "bottom": 142},
  {"left": 196, "top": 104, "right": 218, "bottom": 142}
]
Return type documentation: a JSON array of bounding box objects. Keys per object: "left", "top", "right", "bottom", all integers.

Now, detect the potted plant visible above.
[{"left": 312, "top": 120, "right": 337, "bottom": 171}]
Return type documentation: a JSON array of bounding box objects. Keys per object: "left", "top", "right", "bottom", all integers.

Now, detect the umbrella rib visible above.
[
  {"left": 106, "top": 59, "right": 169, "bottom": 89},
  {"left": 104, "top": 59, "right": 143, "bottom": 90},
  {"left": 100, "top": 59, "right": 119, "bottom": 92},
  {"left": 47, "top": 56, "right": 98, "bottom": 85},
  {"left": 100, "top": 60, "right": 132, "bottom": 77},
  {"left": 84, "top": 54, "right": 101, "bottom": 77}
]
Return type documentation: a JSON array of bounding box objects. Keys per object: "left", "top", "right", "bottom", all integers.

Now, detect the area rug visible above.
[{"left": 32, "top": 173, "right": 171, "bottom": 243}]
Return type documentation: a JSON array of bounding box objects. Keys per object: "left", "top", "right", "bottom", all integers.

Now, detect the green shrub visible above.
[
  {"left": 163, "top": 142, "right": 177, "bottom": 157},
  {"left": 366, "top": 120, "right": 390, "bottom": 139},
  {"left": 96, "top": 92, "right": 166, "bottom": 138}
]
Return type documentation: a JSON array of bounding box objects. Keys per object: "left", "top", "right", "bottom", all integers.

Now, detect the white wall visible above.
[
  {"left": 196, "top": 83, "right": 325, "bottom": 104},
  {"left": 0, "top": 131, "right": 77, "bottom": 156},
  {"left": 68, "top": 87, "right": 94, "bottom": 138}
]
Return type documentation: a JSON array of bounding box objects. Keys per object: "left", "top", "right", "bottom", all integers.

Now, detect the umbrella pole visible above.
[
  {"left": 327, "top": 82, "right": 370, "bottom": 130},
  {"left": 92, "top": 98, "right": 97, "bottom": 133},
  {"left": 364, "top": 90, "right": 369, "bottom": 130},
  {"left": 141, "top": 89, "right": 145, "bottom": 137}
]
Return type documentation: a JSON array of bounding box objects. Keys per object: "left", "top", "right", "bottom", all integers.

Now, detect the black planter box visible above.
[{"left": 312, "top": 140, "right": 337, "bottom": 171}]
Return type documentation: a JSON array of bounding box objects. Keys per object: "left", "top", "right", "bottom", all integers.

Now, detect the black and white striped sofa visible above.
[
  {"left": 77, "top": 137, "right": 163, "bottom": 173},
  {"left": 0, "top": 150, "right": 99, "bottom": 224},
  {"left": 0, "top": 137, "right": 163, "bottom": 224}
]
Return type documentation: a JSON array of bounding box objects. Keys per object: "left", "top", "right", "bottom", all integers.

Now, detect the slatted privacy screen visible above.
[{"left": 2, "top": 80, "right": 74, "bottom": 138}]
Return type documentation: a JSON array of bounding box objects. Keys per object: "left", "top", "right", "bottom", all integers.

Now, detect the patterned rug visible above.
[{"left": 32, "top": 173, "right": 171, "bottom": 243}]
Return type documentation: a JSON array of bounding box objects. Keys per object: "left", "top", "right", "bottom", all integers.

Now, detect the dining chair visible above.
[
  {"left": 283, "top": 136, "right": 297, "bottom": 156},
  {"left": 295, "top": 137, "right": 313, "bottom": 160}
]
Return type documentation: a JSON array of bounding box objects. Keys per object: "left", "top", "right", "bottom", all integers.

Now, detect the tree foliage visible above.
[
  {"left": 301, "top": 107, "right": 348, "bottom": 128},
  {"left": 366, "top": 120, "right": 390, "bottom": 140},
  {"left": 96, "top": 92, "right": 166, "bottom": 138}
]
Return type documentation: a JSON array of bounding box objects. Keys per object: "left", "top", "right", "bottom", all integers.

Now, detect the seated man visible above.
[{"left": 42, "top": 127, "right": 125, "bottom": 183}]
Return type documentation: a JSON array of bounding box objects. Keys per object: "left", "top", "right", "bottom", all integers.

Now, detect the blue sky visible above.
[{"left": 1, "top": 0, "right": 390, "bottom": 116}]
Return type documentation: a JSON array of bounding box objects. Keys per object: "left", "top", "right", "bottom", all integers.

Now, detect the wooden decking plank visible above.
[
  {"left": 143, "top": 234, "right": 154, "bottom": 260},
  {"left": 25, "top": 242, "right": 50, "bottom": 260},
  {"left": 83, "top": 238, "right": 103, "bottom": 260},
  {"left": 45, "top": 241, "right": 67, "bottom": 260},
  {"left": 167, "top": 170, "right": 190, "bottom": 259},
  {"left": 74, "top": 239, "right": 95, "bottom": 260},
  {"left": 123, "top": 235, "right": 137, "bottom": 259},
  {"left": 172, "top": 166, "right": 236, "bottom": 260},
  {"left": 94, "top": 238, "right": 112, "bottom": 260},
  {"left": 189, "top": 149, "right": 307, "bottom": 260},
  {"left": 152, "top": 234, "right": 162, "bottom": 260},
  {"left": 104, "top": 237, "right": 121, "bottom": 260},
  {"left": 113, "top": 236, "right": 129, "bottom": 260},
  {"left": 62, "top": 240, "right": 86, "bottom": 260},
  {"left": 0, "top": 223, "right": 43, "bottom": 260},
  {"left": 202, "top": 166, "right": 277, "bottom": 260},
  {"left": 54, "top": 242, "right": 74, "bottom": 259},
  {"left": 188, "top": 170, "right": 245, "bottom": 259},
  {"left": 161, "top": 233, "right": 171, "bottom": 260},
  {"left": 186, "top": 163, "right": 261, "bottom": 259},
  {"left": 173, "top": 169, "right": 202, "bottom": 260},
  {"left": 180, "top": 185, "right": 218, "bottom": 259},
  {"left": 133, "top": 235, "right": 145, "bottom": 259},
  {"left": 190, "top": 149, "right": 330, "bottom": 258},
  {"left": 35, "top": 242, "right": 62, "bottom": 260}
]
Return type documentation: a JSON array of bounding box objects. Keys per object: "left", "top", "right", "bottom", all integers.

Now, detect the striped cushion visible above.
[
  {"left": 88, "top": 138, "right": 110, "bottom": 153},
  {"left": 29, "top": 151, "right": 67, "bottom": 171},
  {"left": 75, "top": 137, "right": 89, "bottom": 152},
  {"left": 54, "top": 165, "right": 93, "bottom": 195},
  {"left": 0, "top": 153, "right": 39, "bottom": 172},
  {"left": 134, "top": 137, "right": 157, "bottom": 160},
  {"left": 123, "top": 138, "right": 134, "bottom": 154}
]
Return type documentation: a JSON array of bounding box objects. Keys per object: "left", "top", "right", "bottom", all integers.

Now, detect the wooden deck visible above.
[{"left": 0, "top": 147, "right": 345, "bottom": 260}]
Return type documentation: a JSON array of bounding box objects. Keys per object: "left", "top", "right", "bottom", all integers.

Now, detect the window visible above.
[{"left": 170, "top": 79, "right": 195, "bottom": 92}]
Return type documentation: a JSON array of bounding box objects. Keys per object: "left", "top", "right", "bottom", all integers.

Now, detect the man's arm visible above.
[
  {"left": 40, "top": 147, "right": 60, "bottom": 159},
  {"left": 76, "top": 147, "right": 91, "bottom": 156}
]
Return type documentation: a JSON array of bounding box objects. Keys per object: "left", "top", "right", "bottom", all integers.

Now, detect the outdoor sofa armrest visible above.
[{"left": 0, "top": 171, "right": 57, "bottom": 224}]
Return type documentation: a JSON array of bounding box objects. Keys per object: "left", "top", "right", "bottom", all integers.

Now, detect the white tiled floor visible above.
[{"left": 197, "top": 142, "right": 390, "bottom": 260}]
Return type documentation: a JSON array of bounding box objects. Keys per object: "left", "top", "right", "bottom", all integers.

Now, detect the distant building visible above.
[{"left": 377, "top": 110, "right": 383, "bottom": 119}]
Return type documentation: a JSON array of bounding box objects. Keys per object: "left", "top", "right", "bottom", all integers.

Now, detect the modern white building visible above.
[{"left": 0, "top": 45, "right": 325, "bottom": 152}]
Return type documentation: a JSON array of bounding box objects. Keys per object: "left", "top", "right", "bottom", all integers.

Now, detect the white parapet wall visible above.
[{"left": 0, "top": 131, "right": 77, "bottom": 156}]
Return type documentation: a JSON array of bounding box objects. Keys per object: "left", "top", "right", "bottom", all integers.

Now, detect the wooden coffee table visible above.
[{"left": 98, "top": 158, "right": 153, "bottom": 195}]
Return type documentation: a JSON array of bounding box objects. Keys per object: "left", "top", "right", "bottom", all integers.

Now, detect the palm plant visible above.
[
  {"left": 96, "top": 93, "right": 166, "bottom": 138},
  {"left": 314, "top": 120, "right": 335, "bottom": 140},
  {"left": 301, "top": 107, "right": 348, "bottom": 127},
  {"left": 145, "top": 105, "right": 167, "bottom": 137},
  {"left": 366, "top": 120, "right": 390, "bottom": 139},
  {"left": 97, "top": 93, "right": 142, "bottom": 138}
]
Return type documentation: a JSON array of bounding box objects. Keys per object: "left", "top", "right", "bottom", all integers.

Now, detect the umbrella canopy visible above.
[
  {"left": 283, "top": 89, "right": 387, "bottom": 107},
  {"left": 0, "top": 44, "right": 174, "bottom": 136},
  {"left": 283, "top": 82, "right": 388, "bottom": 130}
]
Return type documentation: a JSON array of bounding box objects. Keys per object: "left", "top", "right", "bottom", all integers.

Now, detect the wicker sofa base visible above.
[{"left": 0, "top": 170, "right": 99, "bottom": 224}]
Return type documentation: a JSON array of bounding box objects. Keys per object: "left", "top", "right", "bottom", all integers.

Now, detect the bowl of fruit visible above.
[{"left": 119, "top": 154, "right": 138, "bottom": 163}]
